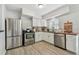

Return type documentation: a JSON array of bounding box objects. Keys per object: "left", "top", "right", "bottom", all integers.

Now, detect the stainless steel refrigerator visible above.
[{"left": 5, "top": 18, "right": 22, "bottom": 49}]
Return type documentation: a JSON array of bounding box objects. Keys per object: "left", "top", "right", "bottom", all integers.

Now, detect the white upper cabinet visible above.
[
  {"left": 41, "top": 19, "right": 47, "bottom": 27},
  {"left": 38, "top": 19, "right": 41, "bottom": 27},
  {"left": 32, "top": 17, "right": 39, "bottom": 27},
  {"left": 33, "top": 17, "right": 47, "bottom": 27}
]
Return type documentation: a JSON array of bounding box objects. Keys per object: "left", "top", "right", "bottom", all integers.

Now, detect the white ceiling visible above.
[{"left": 6, "top": 4, "right": 65, "bottom": 16}]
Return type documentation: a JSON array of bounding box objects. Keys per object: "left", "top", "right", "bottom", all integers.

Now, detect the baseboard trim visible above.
[
  {"left": 0, "top": 50, "right": 6, "bottom": 55},
  {"left": 41, "top": 40, "right": 54, "bottom": 45},
  {"left": 66, "top": 50, "right": 76, "bottom": 54},
  {"left": 35, "top": 40, "right": 44, "bottom": 43},
  {"left": 6, "top": 46, "right": 23, "bottom": 50}
]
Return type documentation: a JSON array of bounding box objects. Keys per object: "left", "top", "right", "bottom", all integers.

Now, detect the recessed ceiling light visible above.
[
  {"left": 36, "top": 4, "right": 46, "bottom": 8},
  {"left": 38, "top": 4, "right": 44, "bottom": 8}
]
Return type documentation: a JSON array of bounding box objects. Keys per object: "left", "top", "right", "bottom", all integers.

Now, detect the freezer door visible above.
[
  {"left": 6, "top": 37, "right": 13, "bottom": 49},
  {"left": 13, "top": 36, "right": 22, "bottom": 47},
  {"left": 6, "top": 36, "right": 22, "bottom": 49}
]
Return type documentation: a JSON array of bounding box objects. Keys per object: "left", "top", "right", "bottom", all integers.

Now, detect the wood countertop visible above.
[
  {"left": 33, "top": 31, "right": 79, "bottom": 35},
  {"left": 54, "top": 32, "right": 79, "bottom": 35}
]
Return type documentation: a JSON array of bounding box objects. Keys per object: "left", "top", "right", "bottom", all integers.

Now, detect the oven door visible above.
[
  {"left": 24, "top": 33, "right": 35, "bottom": 45},
  {"left": 25, "top": 33, "right": 34, "bottom": 39}
]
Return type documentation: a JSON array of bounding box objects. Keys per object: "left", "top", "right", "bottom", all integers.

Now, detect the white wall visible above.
[
  {"left": 57, "top": 5, "right": 79, "bottom": 33},
  {"left": 21, "top": 16, "right": 32, "bottom": 30},
  {"left": 0, "top": 5, "right": 2, "bottom": 29},
  {"left": 0, "top": 4, "right": 6, "bottom": 55},
  {"left": 6, "top": 8, "right": 21, "bottom": 19},
  {"left": 0, "top": 5, "right": 1, "bottom": 15}
]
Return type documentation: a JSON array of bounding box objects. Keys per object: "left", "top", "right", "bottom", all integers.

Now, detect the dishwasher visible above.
[{"left": 54, "top": 34, "right": 66, "bottom": 49}]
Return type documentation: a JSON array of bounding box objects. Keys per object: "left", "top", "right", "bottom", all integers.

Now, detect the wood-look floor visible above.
[{"left": 6, "top": 41, "right": 75, "bottom": 55}]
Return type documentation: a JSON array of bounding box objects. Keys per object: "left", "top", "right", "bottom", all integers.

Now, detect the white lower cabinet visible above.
[
  {"left": 42, "top": 32, "right": 48, "bottom": 42},
  {"left": 66, "top": 35, "right": 76, "bottom": 53},
  {"left": 35, "top": 32, "right": 54, "bottom": 44},
  {"left": 44, "top": 33, "right": 54, "bottom": 44},
  {"left": 35, "top": 32, "right": 43, "bottom": 42},
  {"left": 48, "top": 33, "right": 54, "bottom": 44}
]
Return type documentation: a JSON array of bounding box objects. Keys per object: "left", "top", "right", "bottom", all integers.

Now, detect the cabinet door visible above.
[
  {"left": 38, "top": 32, "right": 42, "bottom": 41},
  {"left": 43, "top": 20, "right": 47, "bottom": 27},
  {"left": 33, "top": 19, "right": 37, "bottom": 27},
  {"left": 35, "top": 32, "right": 42, "bottom": 42},
  {"left": 43, "top": 33, "right": 48, "bottom": 42},
  {"left": 38, "top": 19, "right": 41, "bottom": 26},
  {"left": 42, "top": 32, "right": 45, "bottom": 40},
  {"left": 49, "top": 33, "right": 54, "bottom": 44},
  {"left": 35, "top": 32, "right": 38, "bottom": 42},
  {"left": 47, "top": 33, "right": 54, "bottom": 44},
  {"left": 46, "top": 33, "right": 50, "bottom": 42},
  {"left": 33, "top": 18, "right": 42, "bottom": 27},
  {"left": 66, "top": 35, "right": 76, "bottom": 53},
  {"left": 40, "top": 20, "right": 43, "bottom": 27}
]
